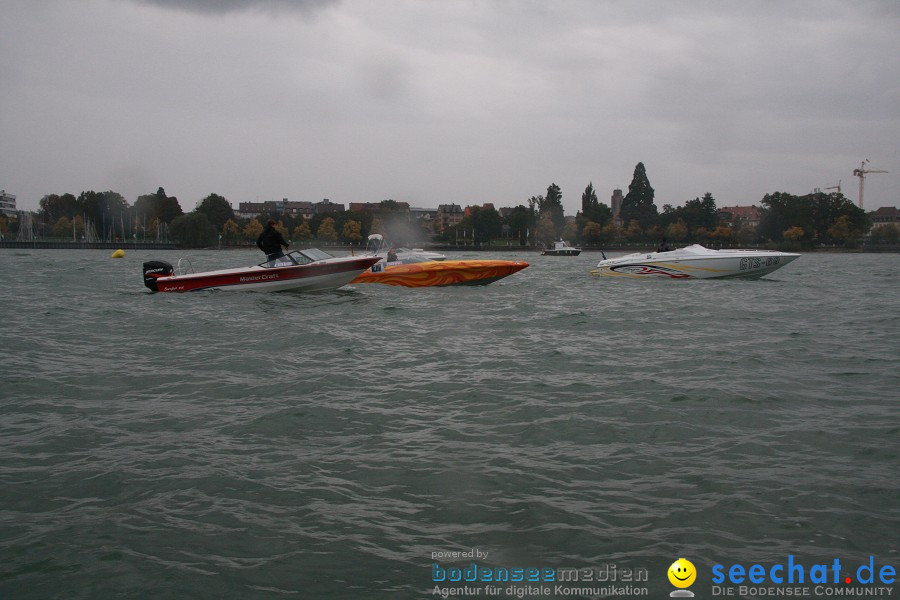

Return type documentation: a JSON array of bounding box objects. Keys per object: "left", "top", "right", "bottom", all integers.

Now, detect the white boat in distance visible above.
[
  {"left": 542, "top": 240, "right": 581, "bottom": 256},
  {"left": 591, "top": 244, "right": 800, "bottom": 279},
  {"left": 365, "top": 233, "right": 446, "bottom": 263}
]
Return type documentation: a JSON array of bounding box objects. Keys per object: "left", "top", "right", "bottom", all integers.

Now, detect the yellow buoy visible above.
[{"left": 111, "top": 249, "right": 125, "bottom": 258}]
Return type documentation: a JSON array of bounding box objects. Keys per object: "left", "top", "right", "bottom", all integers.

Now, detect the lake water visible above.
[{"left": 1, "top": 248, "right": 897, "bottom": 599}]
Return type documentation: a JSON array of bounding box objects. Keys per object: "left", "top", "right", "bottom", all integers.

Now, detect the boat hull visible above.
[
  {"left": 592, "top": 246, "right": 799, "bottom": 279},
  {"left": 351, "top": 259, "right": 529, "bottom": 287},
  {"left": 153, "top": 256, "right": 380, "bottom": 292}
]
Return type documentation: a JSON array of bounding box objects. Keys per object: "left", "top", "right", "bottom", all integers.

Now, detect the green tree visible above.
[
  {"left": 870, "top": 224, "right": 899, "bottom": 244},
  {"left": 590, "top": 203, "right": 612, "bottom": 227},
  {"left": 462, "top": 205, "right": 502, "bottom": 244},
  {"left": 711, "top": 225, "right": 734, "bottom": 243},
  {"left": 759, "top": 191, "right": 868, "bottom": 244},
  {"left": 601, "top": 222, "right": 620, "bottom": 243},
  {"left": 535, "top": 213, "right": 557, "bottom": 245},
  {"left": 316, "top": 217, "right": 338, "bottom": 242},
  {"left": 134, "top": 187, "right": 183, "bottom": 225},
  {"left": 539, "top": 183, "right": 565, "bottom": 232},
  {"left": 581, "top": 221, "right": 603, "bottom": 244},
  {"left": 52, "top": 216, "right": 73, "bottom": 238},
  {"left": 72, "top": 215, "right": 85, "bottom": 239},
  {"left": 735, "top": 223, "right": 757, "bottom": 245},
  {"left": 222, "top": 219, "right": 240, "bottom": 245},
  {"left": 504, "top": 205, "right": 534, "bottom": 245},
  {"left": 581, "top": 182, "right": 597, "bottom": 214},
  {"left": 665, "top": 220, "right": 688, "bottom": 242},
  {"left": 625, "top": 219, "right": 643, "bottom": 241},
  {"left": 580, "top": 182, "right": 612, "bottom": 225},
  {"left": 171, "top": 212, "right": 216, "bottom": 248},
  {"left": 342, "top": 219, "right": 363, "bottom": 244},
  {"left": 156, "top": 188, "right": 183, "bottom": 223},
  {"left": 580, "top": 182, "right": 598, "bottom": 220},
  {"left": 274, "top": 220, "right": 289, "bottom": 241},
  {"left": 293, "top": 221, "right": 312, "bottom": 241},
  {"left": 827, "top": 215, "right": 853, "bottom": 242},
  {"left": 661, "top": 193, "right": 719, "bottom": 237},
  {"left": 243, "top": 218, "right": 263, "bottom": 242},
  {"left": 76, "top": 190, "right": 129, "bottom": 240},
  {"left": 39, "top": 193, "right": 78, "bottom": 222},
  {"left": 620, "top": 162, "right": 659, "bottom": 229},
  {"left": 783, "top": 226, "right": 805, "bottom": 241},
  {"left": 195, "top": 193, "right": 234, "bottom": 230}
]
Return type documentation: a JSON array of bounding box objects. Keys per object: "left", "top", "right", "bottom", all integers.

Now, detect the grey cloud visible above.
[
  {"left": 2, "top": 0, "right": 897, "bottom": 212},
  {"left": 123, "top": 0, "right": 340, "bottom": 16}
]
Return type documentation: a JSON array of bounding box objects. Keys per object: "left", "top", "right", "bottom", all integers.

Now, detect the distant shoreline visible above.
[
  {"left": 2, "top": 241, "right": 896, "bottom": 253},
  {"left": 0, "top": 241, "right": 177, "bottom": 250}
]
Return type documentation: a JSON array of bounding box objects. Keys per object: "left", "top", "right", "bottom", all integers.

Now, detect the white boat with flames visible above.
[{"left": 591, "top": 244, "right": 800, "bottom": 279}]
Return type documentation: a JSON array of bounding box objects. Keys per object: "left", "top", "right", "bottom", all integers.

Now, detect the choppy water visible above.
[{"left": 1, "top": 248, "right": 898, "bottom": 599}]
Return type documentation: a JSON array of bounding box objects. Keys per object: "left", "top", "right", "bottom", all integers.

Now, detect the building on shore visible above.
[
  {"left": 610, "top": 188, "right": 624, "bottom": 227},
  {"left": 869, "top": 206, "right": 899, "bottom": 230},
  {"left": 1, "top": 190, "right": 16, "bottom": 217},
  {"left": 409, "top": 207, "right": 437, "bottom": 227},
  {"left": 236, "top": 198, "right": 345, "bottom": 219},
  {"left": 284, "top": 201, "right": 314, "bottom": 219},
  {"left": 348, "top": 201, "right": 411, "bottom": 213},
  {"left": 236, "top": 200, "right": 283, "bottom": 219},
  {"left": 435, "top": 204, "right": 463, "bottom": 233},
  {"left": 315, "top": 199, "right": 344, "bottom": 215},
  {"left": 463, "top": 203, "right": 495, "bottom": 219},
  {"left": 718, "top": 205, "right": 761, "bottom": 227}
]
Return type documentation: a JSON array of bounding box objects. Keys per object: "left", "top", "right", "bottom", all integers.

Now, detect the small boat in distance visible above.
[
  {"left": 143, "top": 249, "right": 380, "bottom": 292},
  {"left": 591, "top": 244, "right": 799, "bottom": 279},
  {"left": 541, "top": 240, "right": 581, "bottom": 256},
  {"left": 365, "top": 233, "right": 446, "bottom": 262}
]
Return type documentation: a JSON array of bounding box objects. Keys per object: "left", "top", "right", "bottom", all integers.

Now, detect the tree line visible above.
[
  {"left": 25, "top": 188, "right": 435, "bottom": 248},
  {"left": 438, "top": 162, "right": 877, "bottom": 248},
  {"left": 577, "top": 162, "right": 874, "bottom": 248},
  {"left": 3, "top": 163, "right": 885, "bottom": 249}
]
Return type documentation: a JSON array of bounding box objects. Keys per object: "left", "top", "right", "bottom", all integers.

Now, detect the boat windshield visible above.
[
  {"left": 365, "top": 236, "right": 386, "bottom": 254},
  {"left": 260, "top": 249, "right": 335, "bottom": 268}
]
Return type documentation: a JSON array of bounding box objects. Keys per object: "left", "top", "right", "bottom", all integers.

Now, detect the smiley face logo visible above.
[{"left": 668, "top": 558, "right": 697, "bottom": 588}]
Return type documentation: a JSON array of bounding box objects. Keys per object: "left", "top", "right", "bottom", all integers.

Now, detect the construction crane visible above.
[
  {"left": 852, "top": 160, "right": 888, "bottom": 210},
  {"left": 824, "top": 180, "right": 841, "bottom": 194}
]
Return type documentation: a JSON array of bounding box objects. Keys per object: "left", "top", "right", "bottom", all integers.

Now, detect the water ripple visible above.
[{"left": 0, "top": 249, "right": 898, "bottom": 599}]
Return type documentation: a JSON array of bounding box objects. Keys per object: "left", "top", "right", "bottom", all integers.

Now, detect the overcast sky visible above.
[{"left": 2, "top": 0, "right": 898, "bottom": 215}]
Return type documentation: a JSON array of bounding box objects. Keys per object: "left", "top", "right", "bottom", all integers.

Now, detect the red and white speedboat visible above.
[{"left": 143, "top": 249, "right": 380, "bottom": 293}]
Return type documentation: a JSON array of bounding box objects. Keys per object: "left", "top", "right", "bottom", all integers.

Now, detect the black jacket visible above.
[{"left": 257, "top": 225, "right": 288, "bottom": 255}]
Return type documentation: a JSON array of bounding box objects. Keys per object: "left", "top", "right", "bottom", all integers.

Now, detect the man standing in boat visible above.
[{"left": 256, "top": 219, "right": 289, "bottom": 263}]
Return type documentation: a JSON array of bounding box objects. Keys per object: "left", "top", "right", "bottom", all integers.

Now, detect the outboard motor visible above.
[{"left": 143, "top": 260, "right": 174, "bottom": 292}]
